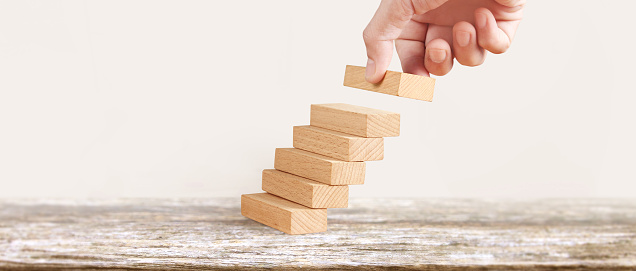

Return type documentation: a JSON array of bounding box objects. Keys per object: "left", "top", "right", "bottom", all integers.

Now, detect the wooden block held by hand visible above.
[
  {"left": 310, "top": 103, "right": 400, "bottom": 138},
  {"left": 262, "top": 169, "right": 348, "bottom": 208},
  {"left": 343, "top": 65, "right": 435, "bottom": 102},
  {"left": 241, "top": 193, "right": 327, "bottom": 235},
  {"left": 293, "top": 125, "right": 384, "bottom": 162},
  {"left": 274, "top": 148, "right": 365, "bottom": 185}
]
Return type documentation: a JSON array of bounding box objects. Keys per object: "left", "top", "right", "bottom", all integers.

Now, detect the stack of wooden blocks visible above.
[{"left": 241, "top": 65, "right": 435, "bottom": 234}]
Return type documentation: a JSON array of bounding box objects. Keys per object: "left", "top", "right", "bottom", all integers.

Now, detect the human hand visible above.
[{"left": 363, "top": 0, "right": 524, "bottom": 82}]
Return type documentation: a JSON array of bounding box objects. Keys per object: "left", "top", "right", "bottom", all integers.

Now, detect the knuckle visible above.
[
  {"left": 393, "top": 0, "right": 415, "bottom": 18},
  {"left": 362, "top": 28, "right": 374, "bottom": 43}
]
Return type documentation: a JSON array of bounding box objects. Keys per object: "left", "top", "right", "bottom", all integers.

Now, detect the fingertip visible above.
[
  {"left": 452, "top": 21, "right": 485, "bottom": 67},
  {"left": 365, "top": 60, "right": 387, "bottom": 83},
  {"left": 395, "top": 35, "right": 429, "bottom": 77},
  {"left": 453, "top": 21, "right": 474, "bottom": 47},
  {"left": 475, "top": 11, "right": 487, "bottom": 29},
  {"left": 474, "top": 8, "right": 510, "bottom": 54},
  {"left": 428, "top": 49, "right": 447, "bottom": 64},
  {"left": 425, "top": 38, "right": 453, "bottom": 76},
  {"left": 363, "top": 38, "right": 393, "bottom": 83},
  {"left": 365, "top": 59, "right": 378, "bottom": 83},
  {"left": 474, "top": 7, "right": 493, "bottom": 20},
  {"left": 399, "top": 55, "right": 429, "bottom": 77}
]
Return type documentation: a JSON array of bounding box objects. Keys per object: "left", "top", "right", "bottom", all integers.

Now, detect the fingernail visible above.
[
  {"left": 365, "top": 59, "right": 376, "bottom": 80},
  {"left": 456, "top": 31, "right": 470, "bottom": 47},
  {"left": 429, "top": 49, "right": 446, "bottom": 63},
  {"left": 475, "top": 12, "right": 487, "bottom": 28}
]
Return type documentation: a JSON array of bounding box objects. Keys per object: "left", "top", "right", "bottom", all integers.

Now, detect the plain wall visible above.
[{"left": 0, "top": 1, "right": 634, "bottom": 198}]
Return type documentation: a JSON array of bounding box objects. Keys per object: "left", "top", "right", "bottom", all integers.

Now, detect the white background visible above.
[{"left": 0, "top": 1, "right": 634, "bottom": 198}]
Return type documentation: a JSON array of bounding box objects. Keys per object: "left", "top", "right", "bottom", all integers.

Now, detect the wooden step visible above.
[
  {"left": 241, "top": 193, "right": 327, "bottom": 235},
  {"left": 310, "top": 103, "right": 400, "bottom": 138},
  {"left": 262, "top": 169, "right": 348, "bottom": 208},
  {"left": 274, "top": 148, "right": 365, "bottom": 185},
  {"left": 293, "top": 125, "right": 384, "bottom": 161},
  {"left": 343, "top": 65, "right": 435, "bottom": 102}
]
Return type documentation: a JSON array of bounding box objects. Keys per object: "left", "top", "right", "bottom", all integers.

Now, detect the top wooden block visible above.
[
  {"left": 343, "top": 65, "right": 435, "bottom": 102},
  {"left": 310, "top": 103, "right": 399, "bottom": 138}
]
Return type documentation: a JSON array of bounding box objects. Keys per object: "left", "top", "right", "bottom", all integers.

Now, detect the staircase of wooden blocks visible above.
[
  {"left": 241, "top": 65, "right": 435, "bottom": 234},
  {"left": 241, "top": 103, "right": 400, "bottom": 234}
]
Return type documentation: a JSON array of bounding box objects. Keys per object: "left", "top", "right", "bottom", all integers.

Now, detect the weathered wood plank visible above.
[{"left": 1, "top": 198, "right": 635, "bottom": 270}]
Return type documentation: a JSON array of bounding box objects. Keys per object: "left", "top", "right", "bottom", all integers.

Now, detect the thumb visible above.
[{"left": 363, "top": 0, "right": 414, "bottom": 83}]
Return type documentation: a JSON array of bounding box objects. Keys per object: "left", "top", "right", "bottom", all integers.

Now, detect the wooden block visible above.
[
  {"left": 262, "top": 169, "right": 348, "bottom": 208},
  {"left": 274, "top": 148, "right": 365, "bottom": 185},
  {"left": 344, "top": 65, "right": 435, "bottom": 102},
  {"left": 343, "top": 65, "right": 435, "bottom": 102},
  {"left": 293, "top": 125, "right": 384, "bottom": 162},
  {"left": 310, "top": 103, "right": 400, "bottom": 138},
  {"left": 241, "top": 193, "right": 327, "bottom": 235}
]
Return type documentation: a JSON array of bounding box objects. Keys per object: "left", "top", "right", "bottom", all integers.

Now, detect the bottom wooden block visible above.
[{"left": 241, "top": 193, "right": 327, "bottom": 235}]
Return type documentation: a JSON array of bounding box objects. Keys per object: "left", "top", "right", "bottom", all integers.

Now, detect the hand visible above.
[{"left": 363, "top": 0, "right": 525, "bottom": 82}]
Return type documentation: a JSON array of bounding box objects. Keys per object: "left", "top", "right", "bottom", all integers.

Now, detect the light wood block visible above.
[
  {"left": 241, "top": 193, "right": 327, "bottom": 235},
  {"left": 310, "top": 103, "right": 400, "bottom": 138},
  {"left": 343, "top": 65, "right": 435, "bottom": 102},
  {"left": 293, "top": 125, "right": 384, "bottom": 162},
  {"left": 262, "top": 169, "right": 348, "bottom": 208},
  {"left": 274, "top": 148, "right": 365, "bottom": 185}
]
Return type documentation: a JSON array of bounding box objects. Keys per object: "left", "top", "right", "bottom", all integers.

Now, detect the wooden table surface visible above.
[{"left": 1, "top": 198, "right": 635, "bottom": 270}]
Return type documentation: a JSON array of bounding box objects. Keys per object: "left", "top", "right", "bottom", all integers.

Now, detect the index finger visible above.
[{"left": 362, "top": 0, "right": 414, "bottom": 83}]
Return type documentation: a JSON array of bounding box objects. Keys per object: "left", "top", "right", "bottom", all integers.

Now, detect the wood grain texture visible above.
[
  {"left": 343, "top": 65, "right": 435, "bottom": 102},
  {"left": 293, "top": 125, "right": 384, "bottom": 162},
  {"left": 310, "top": 103, "right": 400, "bottom": 138},
  {"left": 262, "top": 169, "right": 348, "bottom": 208},
  {"left": 274, "top": 148, "right": 365, "bottom": 185},
  {"left": 241, "top": 193, "right": 327, "bottom": 235},
  {"left": 1, "top": 198, "right": 635, "bottom": 270}
]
